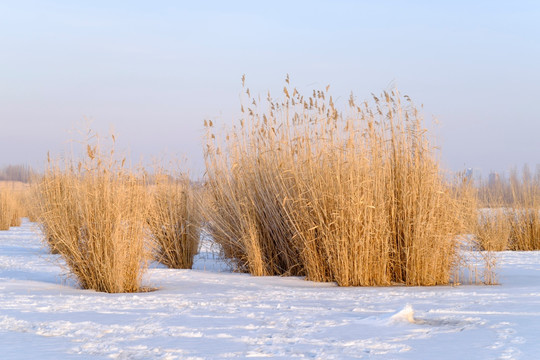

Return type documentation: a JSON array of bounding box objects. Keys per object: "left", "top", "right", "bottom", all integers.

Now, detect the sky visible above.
[{"left": 0, "top": 0, "right": 539, "bottom": 177}]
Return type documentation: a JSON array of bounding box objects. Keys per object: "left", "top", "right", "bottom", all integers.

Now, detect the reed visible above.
[
  {"left": 204, "top": 78, "right": 479, "bottom": 286},
  {"left": 508, "top": 167, "right": 540, "bottom": 250},
  {"left": 475, "top": 209, "right": 512, "bottom": 251},
  {"left": 36, "top": 137, "right": 152, "bottom": 293},
  {"left": 147, "top": 173, "right": 201, "bottom": 269},
  {"left": 474, "top": 167, "right": 539, "bottom": 251},
  {"left": 0, "top": 187, "right": 22, "bottom": 230}
]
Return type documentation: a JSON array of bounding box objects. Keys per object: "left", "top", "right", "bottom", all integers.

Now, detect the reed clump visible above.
[
  {"left": 0, "top": 187, "right": 22, "bottom": 230},
  {"left": 508, "top": 167, "right": 540, "bottom": 250},
  {"left": 0, "top": 175, "right": 42, "bottom": 224},
  {"left": 147, "top": 173, "right": 201, "bottom": 269},
  {"left": 36, "top": 137, "right": 152, "bottom": 293},
  {"left": 475, "top": 209, "right": 512, "bottom": 251},
  {"left": 205, "top": 77, "right": 478, "bottom": 286},
  {"left": 474, "top": 167, "right": 539, "bottom": 251}
]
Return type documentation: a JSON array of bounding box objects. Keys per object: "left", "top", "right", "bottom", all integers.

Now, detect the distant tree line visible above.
[{"left": 0, "top": 165, "right": 35, "bottom": 183}]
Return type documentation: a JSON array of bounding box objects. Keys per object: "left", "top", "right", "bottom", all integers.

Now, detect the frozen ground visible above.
[{"left": 1, "top": 220, "right": 540, "bottom": 359}]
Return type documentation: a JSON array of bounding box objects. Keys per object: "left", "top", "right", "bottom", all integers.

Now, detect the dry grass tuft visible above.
[
  {"left": 204, "top": 78, "right": 480, "bottom": 286},
  {"left": 36, "top": 135, "right": 152, "bottom": 293},
  {"left": 147, "top": 173, "right": 201, "bottom": 269}
]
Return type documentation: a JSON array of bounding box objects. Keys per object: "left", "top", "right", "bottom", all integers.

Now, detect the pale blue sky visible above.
[{"left": 1, "top": 1, "right": 539, "bottom": 176}]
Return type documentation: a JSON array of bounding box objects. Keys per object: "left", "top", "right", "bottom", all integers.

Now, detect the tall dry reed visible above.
[
  {"left": 508, "top": 167, "right": 540, "bottom": 250},
  {"left": 36, "top": 137, "right": 152, "bottom": 293},
  {"left": 474, "top": 167, "right": 539, "bottom": 251},
  {"left": 475, "top": 209, "right": 512, "bottom": 251},
  {"left": 0, "top": 187, "right": 22, "bottom": 230},
  {"left": 147, "top": 173, "right": 201, "bottom": 269},
  {"left": 205, "top": 77, "right": 479, "bottom": 286}
]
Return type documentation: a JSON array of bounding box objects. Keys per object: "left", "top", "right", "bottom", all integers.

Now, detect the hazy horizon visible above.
[{"left": 1, "top": 1, "right": 539, "bottom": 177}]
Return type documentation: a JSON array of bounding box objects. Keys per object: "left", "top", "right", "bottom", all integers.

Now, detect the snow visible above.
[{"left": 2, "top": 220, "right": 540, "bottom": 359}]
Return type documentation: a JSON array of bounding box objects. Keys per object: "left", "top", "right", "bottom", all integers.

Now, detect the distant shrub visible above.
[{"left": 0, "top": 165, "right": 35, "bottom": 183}]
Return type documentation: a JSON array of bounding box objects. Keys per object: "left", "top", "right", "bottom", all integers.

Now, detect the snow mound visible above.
[{"left": 390, "top": 304, "right": 416, "bottom": 324}]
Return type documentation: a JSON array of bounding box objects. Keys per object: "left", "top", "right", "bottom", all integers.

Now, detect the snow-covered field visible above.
[{"left": 1, "top": 220, "right": 540, "bottom": 359}]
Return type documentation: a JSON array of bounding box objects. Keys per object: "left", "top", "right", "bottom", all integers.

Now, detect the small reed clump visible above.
[
  {"left": 508, "top": 168, "right": 540, "bottom": 250},
  {"left": 475, "top": 167, "right": 539, "bottom": 251},
  {"left": 36, "top": 140, "right": 152, "bottom": 293},
  {"left": 204, "top": 77, "right": 479, "bottom": 286},
  {"left": 0, "top": 188, "right": 22, "bottom": 230},
  {"left": 475, "top": 209, "right": 512, "bottom": 251},
  {"left": 147, "top": 173, "right": 201, "bottom": 269}
]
